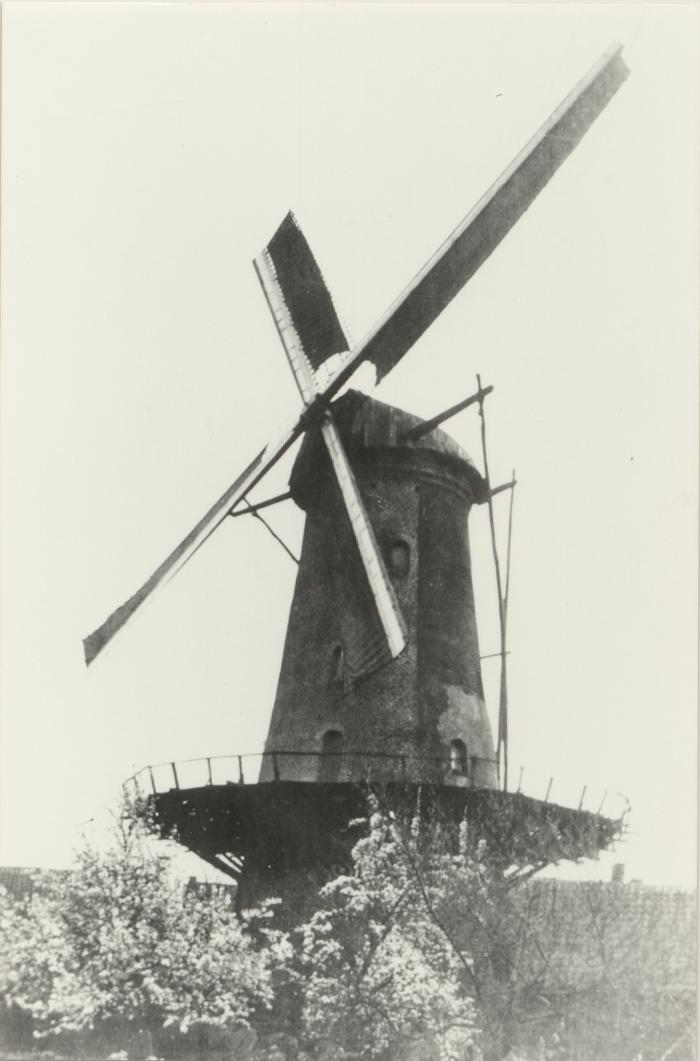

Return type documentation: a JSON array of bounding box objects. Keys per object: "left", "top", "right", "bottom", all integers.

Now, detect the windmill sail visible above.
[
  {"left": 319, "top": 486, "right": 398, "bottom": 686},
  {"left": 264, "top": 212, "right": 349, "bottom": 371},
  {"left": 83, "top": 427, "right": 303, "bottom": 665},
  {"left": 254, "top": 235, "right": 407, "bottom": 665},
  {"left": 321, "top": 43, "right": 629, "bottom": 389}
]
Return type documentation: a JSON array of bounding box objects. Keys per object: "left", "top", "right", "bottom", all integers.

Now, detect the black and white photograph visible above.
[{"left": 0, "top": 4, "right": 697, "bottom": 1060}]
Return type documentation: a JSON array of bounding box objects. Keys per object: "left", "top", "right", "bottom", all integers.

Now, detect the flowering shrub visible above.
[
  {"left": 296, "top": 805, "right": 478, "bottom": 1061},
  {"left": 1, "top": 793, "right": 691, "bottom": 1061},
  {"left": 0, "top": 796, "right": 291, "bottom": 1049}
]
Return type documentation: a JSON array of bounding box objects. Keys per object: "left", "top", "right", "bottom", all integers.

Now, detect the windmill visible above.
[{"left": 90, "top": 45, "right": 629, "bottom": 908}]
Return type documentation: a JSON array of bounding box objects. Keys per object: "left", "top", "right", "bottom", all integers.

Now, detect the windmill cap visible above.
[{"left": 290, "top": 390, "right": 488, "bottom": 506}]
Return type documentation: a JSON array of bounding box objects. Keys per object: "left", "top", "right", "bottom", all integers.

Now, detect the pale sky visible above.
[{"left": 1, "top": 3, "right": 697, "bottom": 888}]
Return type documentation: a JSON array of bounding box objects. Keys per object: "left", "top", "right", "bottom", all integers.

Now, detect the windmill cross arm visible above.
[{"left": 83, "top": 42, "right": 627, "bottom": 667}]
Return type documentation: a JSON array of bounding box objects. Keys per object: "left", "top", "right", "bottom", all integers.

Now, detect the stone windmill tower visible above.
[
  {"left": 261, "top": 388, "right": 497, "bottom": 792},
  {"left": 84, "top": 46, "right": 628, "bottom": 913}
]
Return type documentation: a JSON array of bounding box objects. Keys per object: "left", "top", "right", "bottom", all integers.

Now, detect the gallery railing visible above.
[
  {"left": 124, "top": 750, "right": 499, "bottom": 796},
  {"left": 123, "top": 753, "right": 621, "bottom": 817}
]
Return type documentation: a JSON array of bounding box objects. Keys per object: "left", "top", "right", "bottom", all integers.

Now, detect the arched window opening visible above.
[
  {"left": 389, "top": 539, "right": 410, "bottom": 577},
  {"left": 449, "top": 739, "right": 468, "bottom": 775},
  {"left": 319, "top": 729, "right": 344, "bottom": 783},
  {"left": 329, "top": 644, "right": 345, "bottom": 687}
]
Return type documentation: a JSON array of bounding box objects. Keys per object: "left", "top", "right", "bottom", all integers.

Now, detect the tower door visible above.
[{"left": 318, "top": 729, "right": 344, "bottom": 782}]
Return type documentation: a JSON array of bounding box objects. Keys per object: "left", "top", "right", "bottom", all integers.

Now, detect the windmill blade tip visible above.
[
  {"left": 604, "top": 40, "right": 630, "bottom": 78},
  {"left": 83, "top": 624, "right": 110, "bottom": 666},
  {"left": 83, "top": 635, "right": 98, "bottom": 667}
]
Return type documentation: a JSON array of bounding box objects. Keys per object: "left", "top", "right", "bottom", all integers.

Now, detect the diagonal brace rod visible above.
[
  {"left": 403, "top": 385, "right": 494, "bottom": 442},
  {"left": 241, "top": 498, "right": 299, "bottom": 565},
  {"left": 230, "top": 491, "right": 293, "bottom": 517}
]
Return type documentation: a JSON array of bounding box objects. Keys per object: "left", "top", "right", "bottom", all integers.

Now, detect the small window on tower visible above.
[
  {"left": 330, "top": 644, "right": 345, "bottom": 687},
  {"left": 450, "top": 739, "right": 468, "bottom": 775},
  {"left": 389, "top": 539, "right": 410, "bottom": 577}
]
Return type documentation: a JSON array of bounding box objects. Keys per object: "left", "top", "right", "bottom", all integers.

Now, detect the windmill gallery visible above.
[{"left": 84, "top": 45, "right": 629, "bottom": 914}]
